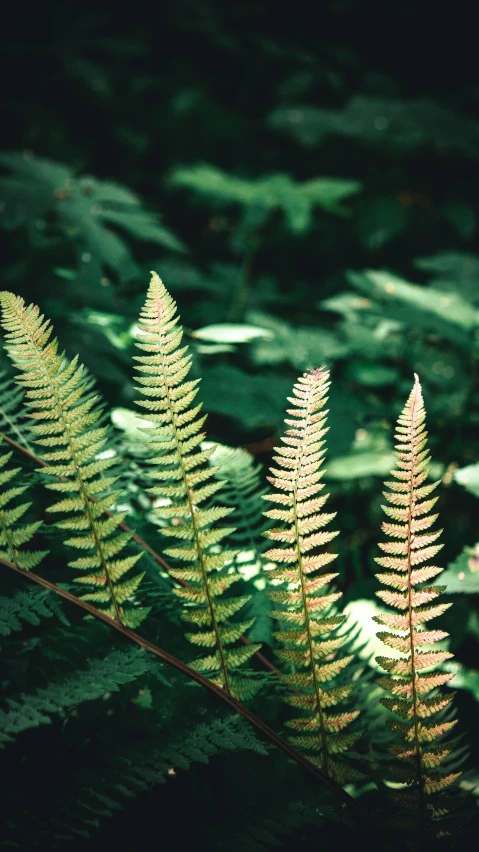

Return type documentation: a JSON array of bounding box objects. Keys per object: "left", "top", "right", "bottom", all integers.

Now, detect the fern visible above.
[
  {"left": 374, "top": 374, "right": 461, "bottom": 837},
  {"left": 0, "top": 364, "right": 33, "bottom": 450},
  {"left": 0, "top": 448, "right": 47, "bottom": 570},
  {"left": 3, "top": 715, "right": 267, "bottom": 847},
  {"left": 263, "top": 368, "right": 359, "bottom": 782},
  {"left": 134, "top": 273, "right": 260, "bottom": 698},
  {"left": 212, "top": 443, "right": 270, "bottom": 564},
  {"left": 64, "top": 715, "right": 266, "bottom": 833},
  {"left": 0, "top": 293, "right": 147, "bottom": 627},
  {"left": 0, "top": 648, "right": 156, "bottom": 747},
  {"left": 0, "top": 586, "right": 68, "bottom": 638}
]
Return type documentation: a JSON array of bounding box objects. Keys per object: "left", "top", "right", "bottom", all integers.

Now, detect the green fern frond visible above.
[
  {"left": 0, "top": 364, "right": 33, "bottom": 450},
  {"left": 263, "top": 368, "right": 359, "bottom": 783},
  {"left": 212, "top": 444, "right": 270, "bottom": 555},
  {"left": 134, "top": 272, "right": 260, "bottom": 698},
  {"left": 0, "top": 293, "right": 147, "bottom": 628},
  {"left": 374, "top": 374, "right": 461, "bottom": 838},
  {"left": 0, "top": 586, "right": 69, "bottom": 638},
  {"left": 0, "top": 648, "right": 156, "bottom": 748},
  {"left": 7, "top": 715, "right": 267, "bottom": 846},
  {"left": 0, "top": 448, "right": 47, "bottom": 570}
]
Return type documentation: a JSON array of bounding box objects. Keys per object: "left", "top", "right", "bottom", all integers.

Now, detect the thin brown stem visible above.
[
  {"left": 0, "top": 432, "right": 279, "bottom": 675},
  {"left": 0, "top": 552, "right": 372, "bottom": 825}
]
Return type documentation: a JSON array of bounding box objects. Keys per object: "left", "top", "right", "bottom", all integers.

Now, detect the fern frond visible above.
[
  {"left": 263, "top": 368, "right": 359, "bottom": 783},
  {"left": 212, "top": 444, "right": 270, "bottom": 557},
  {"left": 0, "top": 293, "right": 147, "bottom": 628},
  {"left": 5, "top": 715, "right": 267, "bottom": 846},
  {"left": 374, "top": 374, "right": 461, "bottom": 838},
  {"left": 0, "top": 448, "right": 47, "bottom": 570},
  {"left": 134, "top": 273, "right": 260, "bottom": 698},
  {"left": 0, "top": 586, "right": 69, "bottom": 638},
  {"left": 0, "top": 364, "right": 33, "bottom": 450},
  {"left": 0, "top": 648, "right": 155, "bottom": 748}
]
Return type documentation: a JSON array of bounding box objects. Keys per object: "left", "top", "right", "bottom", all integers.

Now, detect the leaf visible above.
[
  {"left": 325, "top": 452, "right": 395, "bottom": 481},
  {"left": 348, "top": 269, "right": 479, "bottom": 342},
  {"left": 263, "top": 367, "right": 358, "bottom": 780},
  {"left": 453, "top": 463, "right": 479, "bottom": 498},
  {"left": 192, "top": 324, "right": 274, "bottom": 344},
  {"left": 171, "top": 164, "right": 361, "bottom": 234},
  {"left": 441, "top": 544, "right": 479, "bottom": 593}
]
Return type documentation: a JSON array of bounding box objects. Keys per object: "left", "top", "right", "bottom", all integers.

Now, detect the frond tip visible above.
[
  {"left": 374, "top": 374, "right": 461, "bottom": 838},
  {"left": 263, "top": 368, "right": 359, "bottom": 783},
  {"left": 134, "top": 272, "right": 260, "bottom": 699}
]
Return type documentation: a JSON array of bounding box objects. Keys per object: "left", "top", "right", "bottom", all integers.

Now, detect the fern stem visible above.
[
  {"left": 1, "top": 434, "right": 40, "bottom": 468},
  {"left": 0, "top": 550, "right": 375, "bottom": 828},
  {"left": 0, "top": 430, "right": 280, "bottom": 675}
]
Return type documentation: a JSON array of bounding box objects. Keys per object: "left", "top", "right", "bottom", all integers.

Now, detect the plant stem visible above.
[
  {"left": 0, "top": 551, "right": 372, "bottom": 826},
  {"left": 0, "top": 431, "right": 279, "bottom": 675}
]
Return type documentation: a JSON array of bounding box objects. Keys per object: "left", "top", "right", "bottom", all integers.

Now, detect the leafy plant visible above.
[{"left": 0, "top": 275, "right": 474, "bottom": 851}]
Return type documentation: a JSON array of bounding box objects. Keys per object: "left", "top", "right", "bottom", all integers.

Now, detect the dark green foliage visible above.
[
  {"left": 0, "top": 586, "right": 69, "bottom": 638},
  {"left": 0, "top": 648, "right": 157, "bottom": 747},
  {"left": 0, "top": 4, "right": 478, "bottom": 849}
]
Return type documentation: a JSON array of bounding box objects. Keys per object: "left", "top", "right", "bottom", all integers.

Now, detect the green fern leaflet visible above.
[{"left": 0, "top": 447, "right": 47, "bottom": 570}]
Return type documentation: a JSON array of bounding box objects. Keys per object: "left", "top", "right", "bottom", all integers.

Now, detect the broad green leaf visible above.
[
  {"left": 349, "top": 269, "right": 479, "bottom": 336},
  {"left": 192, "top": 323, "right": 274, "bottom": 344},
  {"left": 441, "top": 544, "right": 479, "bottom": 593},
  {"left": 454, "top": 463, "right": 479, "bottom": 498},
  {"left": 325, "top": 451, "right": 395, "bottom": 481}
]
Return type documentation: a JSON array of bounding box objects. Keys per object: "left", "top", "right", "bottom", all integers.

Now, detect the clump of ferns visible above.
[
  {"left": 373, "top": 375, "right": 463, "bottom": 842},
  {"left": 133, "top": 273, "right": 260, "bottom": 700},
  {"left": 0, "top": 293, "right": 148, "bottom": 628},
  {"left": 262, "top": 367, "right": 362, "bottom": 783}
]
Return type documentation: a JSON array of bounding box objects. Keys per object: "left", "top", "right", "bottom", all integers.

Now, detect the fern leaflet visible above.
[
  {"left": 0, "top": 648, "right": 156, "bottom": 747},
  {"left": 0, "top": 293, "right": 147, "bottom": 627},
  {"left": 0, "top": 448, "right": 47, "bottom": 570},
  {"left": 263, "top": 368, "right": 359, "bottom": 782},
  {"left": 374, "top": 374, "right": 461, "bottom": 837},
  {"left": 134, "top": 273, "right": 260, "bottom": 699},
  {"left": 0, "top": 586, "right": 68, "bottom": 638},
  {"left": 0, "top": 364, "right": 33, "bottom": 450}
]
